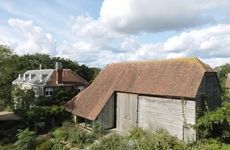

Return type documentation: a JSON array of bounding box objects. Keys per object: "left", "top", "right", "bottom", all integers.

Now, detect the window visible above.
[{"left": 45, "top": 88, "right": 53, "bottom": 97}]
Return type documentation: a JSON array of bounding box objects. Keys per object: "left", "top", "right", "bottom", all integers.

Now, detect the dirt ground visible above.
[{"left": 0, "top": 111, "right": 20, "bottom": 120}]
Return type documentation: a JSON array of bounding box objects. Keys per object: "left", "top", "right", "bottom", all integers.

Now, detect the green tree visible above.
[
  {"left": 12, "top": 86, "right": 34, "bottom": 110},
  {"left": 0, "top": 45, "right": 19, "bottom": 110},
  {"left": 195, "top": 102, "right": 230, "bottom": 143},
  {"left": 15, "top": 128, "right": 36, "bottom": 150}
]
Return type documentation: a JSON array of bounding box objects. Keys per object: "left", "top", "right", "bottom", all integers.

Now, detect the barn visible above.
[{"left": 65, "top": 57, "right": 221, "bottom": 142}]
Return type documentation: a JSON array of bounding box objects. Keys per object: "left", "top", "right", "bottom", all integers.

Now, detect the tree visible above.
[
  {"left": 15, "top": 128, "right": 36, "bottom": 150},
  {"left": 195, "top": 102, "right": 230, "bottom": 143},
  {"left": 12, "top": 86, "right": 34, "bottom": 110},
  {"left": 0, "top": 45, "right": 19, "bottom": 110}
]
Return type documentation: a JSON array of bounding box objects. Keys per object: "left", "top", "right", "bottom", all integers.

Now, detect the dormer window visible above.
[
  {"left": 39, "top": 74, "right": 47, "bottom": 82},
  {"left": 45, "top": 88, "right": 53, "bottom": 97}
]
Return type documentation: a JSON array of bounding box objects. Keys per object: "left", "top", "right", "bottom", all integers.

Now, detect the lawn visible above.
[{"left": 221, "top": 144, "right": 230, "bottom": 150}]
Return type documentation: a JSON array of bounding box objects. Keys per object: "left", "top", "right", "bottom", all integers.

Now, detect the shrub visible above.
[
  {"left": 90, "top": 133, "right": 125, "bottom": 150},
  {"left": 36, "top": 139, "right": 54, "bottom": 150},
  {"left": 90, "top": 128, "right": 188, "bottom": 150},
  {"left": 51, "top": 140, "right": 68, "bottom": 150},
  {"left": 15, "top": 128, "right": 36, "bottom": 150},
  {"left": 191, "top": 139, "right": 222, "bottom": 150},
  {"left": 195, "top": 102, "right": 230, "bottom": 142},
  {"left": 52, "top": 128, "right": 67, "bottom": 141}
]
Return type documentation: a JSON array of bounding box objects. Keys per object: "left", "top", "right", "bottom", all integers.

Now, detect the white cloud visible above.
[
  {"left": 121, "top": 36, "right": 140, "bottom": 51},
  {"left": 163, "top": 24, "right": 230, "bottom": 58},
  {"left": 8, "top": 18, "right": 56, "bottom": 55},
  {"left": 0, "top": 35, "right": 17, "bottom": 48},
  {"left": 100, "top": 0, "right": 216, "bottom": 33},
  {"left": 68, "top": 14, "right": 122, "bottom": 40},
  {"left": 59, "top": 18, "right": 230, "bottom": 67}
]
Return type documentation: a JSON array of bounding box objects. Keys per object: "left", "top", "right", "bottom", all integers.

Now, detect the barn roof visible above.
[
  {"left": 225, "top": 73, "right": 230, "bottom": 88},
  {"left": 65, "top": 57, "right": 215, "bottom": 120}
]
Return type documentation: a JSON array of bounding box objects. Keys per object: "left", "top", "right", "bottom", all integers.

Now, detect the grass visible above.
[{"left": 221, "top": 144, "right": 230, "bottom": 150}]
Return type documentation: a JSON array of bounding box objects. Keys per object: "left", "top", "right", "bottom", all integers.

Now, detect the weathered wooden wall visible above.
[
  {"left": 196, "top": 72, "right": 221, "bottom": 110},
  {"left": 115, "top": 92, "right": 196, "bottom": 141},
  {"left": 116, "top": 92, "right": 138, "bottom": 133},
  {"left": 96, "top": 94, "right": 115, "bottom": 129},
  {"left": 138, "top": 96, "right": 196, "bottom": 142}
]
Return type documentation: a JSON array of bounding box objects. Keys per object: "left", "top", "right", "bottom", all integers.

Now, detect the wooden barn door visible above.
[{"left": 116, "top": 93, "right": 138, "bottom": 133}]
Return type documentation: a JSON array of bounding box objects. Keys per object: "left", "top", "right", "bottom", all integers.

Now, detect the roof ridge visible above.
[
  {"left": 111, "top": 57, "right": 200, "bottom": 65},
  {"left": 195, "top": 57, "right": 215, "bottom": 72}
]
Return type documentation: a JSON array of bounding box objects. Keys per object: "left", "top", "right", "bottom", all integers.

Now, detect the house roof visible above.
[
  {"left": 46, "top": 69, "right": 89, "bottom": 86},
  {"left": 65, "top": 57, "right": 215, "bottom": 121},
  {"left": 225, "top": 73, "right": 230, "bottom": 88},
  {"left": 12, "top": 69, "right": 89, "bottom": 87},
  {"left": 12, "top": 69, "right": 53, "bottom": 86}
]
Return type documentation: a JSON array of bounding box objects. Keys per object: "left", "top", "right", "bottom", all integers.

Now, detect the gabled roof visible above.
[
  {"left": 225, "top": 73, "right": 230, "bottom": 88},
  {"left": 12, "top": 69, "right": 89, "bottom": 87},
  {"left": 46, "top": 69, "right": 89, "bottom": 86},
  {"left": 65, "top": 57, "right": 215, "bottom": 120}
]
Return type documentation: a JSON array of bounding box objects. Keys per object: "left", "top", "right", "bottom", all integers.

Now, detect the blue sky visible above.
[{"left": 1, "top": 0, "right": 230, "bottom": 67}]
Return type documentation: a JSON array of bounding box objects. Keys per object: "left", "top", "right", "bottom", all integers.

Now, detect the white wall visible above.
[
  {"left": 138, "top": 96, "right": 196, "bottom": 142},
  {"left": 116, "top": 92, "right": 196, "bottom": 142}
]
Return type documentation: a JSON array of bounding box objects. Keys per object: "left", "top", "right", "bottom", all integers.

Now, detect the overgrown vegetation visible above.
[
  {"left": 15, "top": 128, "right": 36, "bottom": 150},
  {"left": 90, "top": 128, "right": 223, "bottom": 150}
]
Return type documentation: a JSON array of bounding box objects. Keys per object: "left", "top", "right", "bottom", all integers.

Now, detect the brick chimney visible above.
[{"left": 55, "top": 62, "right": 63, "bottom": 84}]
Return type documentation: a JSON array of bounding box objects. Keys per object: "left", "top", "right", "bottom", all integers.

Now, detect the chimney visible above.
[
  {"left": 29, "top": 74, "right": 32, "bottom": 81},
  {"left": 23, "top": 74, "right": 26, "bottom": 81},
  {"left": 55, "top": 62, "right": 63, "bottom": 84},
  {"left": 39, "top": 64, "right": 42, "bottom": 70}
]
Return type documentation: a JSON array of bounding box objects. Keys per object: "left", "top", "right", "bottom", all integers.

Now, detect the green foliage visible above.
[
  {"left": 0, "top": 45, "right": 19, "bottom": 111},
  {"left": 36, "top": 139, "right": 54, "bottom": 150},
  {"left": 15, "top": 128, "right": 36, "bottom": 150},
  {"left": 51, "top": 87, "right": 77, "bottom": 105},
  {"left": 12, "top": 86, "right": 34, "bottom": 110},
  {"left": 90, "top": 128, "right": 188, "bottom": 150},
  {"left": 91, "top": 122, "right": 103, "bottom": 137},
  {"left": 221, "top": 144, "right": 230, "bottom": 150},
  {"left": 195, "top": 102, "right": 230, "bottom": 142},
  {"left": 51, "top": 141, "right": 68, "bottom": 150},
  {"left": 216, "top": 64, "right": 230, "bottom": 102},
  {"left": 191, "top": 139, "right": 222, "bottom": 150},
  {"left": 52, "top": 128, "right": 67, "bottom": 141},
  {"left": 90, "top": 134, "right": 125, "bottom": 150}
]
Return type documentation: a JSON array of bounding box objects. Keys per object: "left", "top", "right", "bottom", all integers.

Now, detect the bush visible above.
[
  {"left": 52, "top": 128, "right": 67, "bottom": 141},
  {"left": 51, "top": 140, "right": 68, "bottom": 150},
  {"left": 90, "top": 128, "right": 188, "bottom": 150},
  {"left": 191, "top": 139, "right": 222, "bottom": 150},
  {"left": 195, "top": 102, "right": 230, "bottom": 142},
  {"left": 90, "top": 134, "right": 125, "bottom": 150},
  {"left": 36, "top": 139, "right": 54, "bottom": 150},
  {"left": 15, "top": 128, "right": 36, "bottom": 150}
]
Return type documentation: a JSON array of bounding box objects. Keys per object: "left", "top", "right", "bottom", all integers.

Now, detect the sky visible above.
[{"left": 1, "top": 0, "right": 230, "bottom": 67}]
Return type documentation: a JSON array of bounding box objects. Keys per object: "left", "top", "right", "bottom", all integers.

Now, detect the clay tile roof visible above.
[
  {"left": 65, "top": 57, "right": 215, "bottom": 120},
  {"left": 46, "top": 69, "right": 89, "bottom": 86},
  {"left": 225, "top": 73, "right": 230, "bottom": 88}
]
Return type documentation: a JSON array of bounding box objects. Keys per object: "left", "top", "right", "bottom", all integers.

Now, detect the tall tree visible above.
[{"left": 0, "top": 45, "right": 19, "bottom": 110}]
